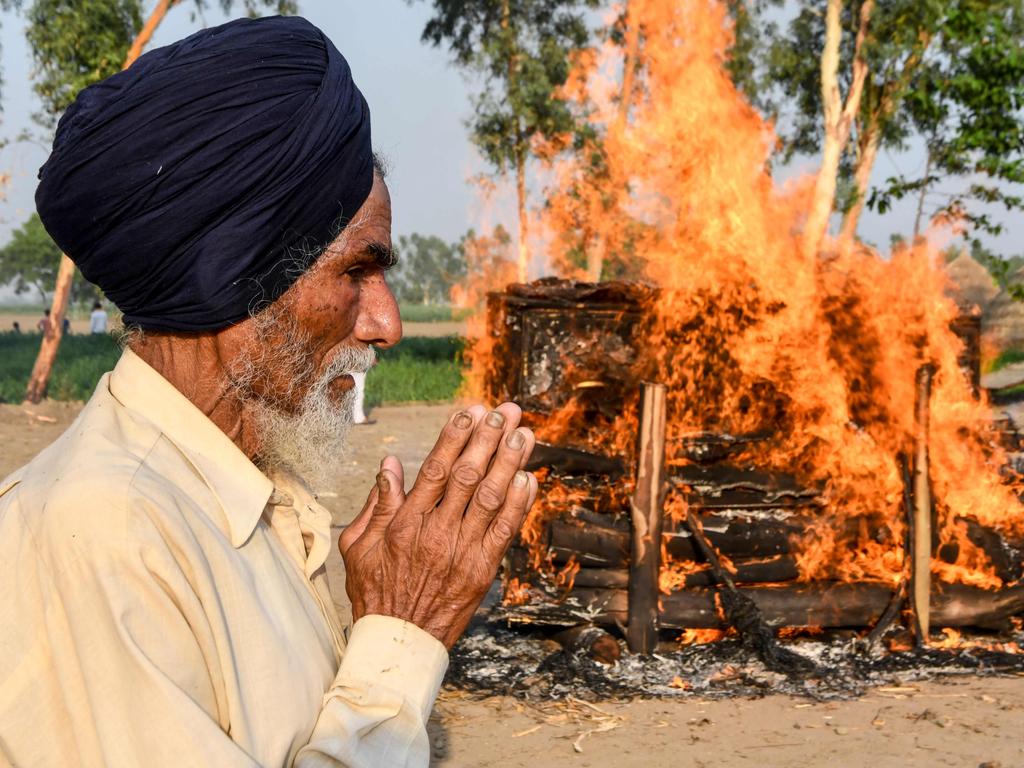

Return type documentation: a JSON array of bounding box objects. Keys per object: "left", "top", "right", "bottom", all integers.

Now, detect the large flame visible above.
[{"left": 473, "top": 0, "right": 1024, "bottom": 591}]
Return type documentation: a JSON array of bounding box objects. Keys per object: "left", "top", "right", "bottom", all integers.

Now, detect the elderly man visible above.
[{"left": 0, "top": 16, "right": 537, "bottom": 768}]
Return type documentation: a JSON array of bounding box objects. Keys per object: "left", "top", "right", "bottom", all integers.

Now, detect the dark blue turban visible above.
[{"left": 35, "top": 15, "right": 373, "bottom": 331}]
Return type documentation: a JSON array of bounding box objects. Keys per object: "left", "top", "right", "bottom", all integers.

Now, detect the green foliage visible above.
[
  {"left": 0, "top": 214, "right": 99, "bottom": 304},
  {"left": 391, "top": 233, "right": 466, "bottom": 305},
  {"left": 871, "top": 1, "right": 1024, "bottom": 235},
  {"left": 731, "top": 0, "right": 1024, "bottom": 235},
  {"left": 26, "top": 0, "right": 142, "bottom": 126},
  {"left": 412, "top": 0, "right": 598, "bottom": 177},
  {"left": 24, "top": 0, "right": 298, "bottom": 128}
]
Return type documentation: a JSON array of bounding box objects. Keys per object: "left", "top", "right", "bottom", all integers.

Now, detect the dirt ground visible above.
[{"left": 2, "top": 398, "right": 1023, "bottom": 767}]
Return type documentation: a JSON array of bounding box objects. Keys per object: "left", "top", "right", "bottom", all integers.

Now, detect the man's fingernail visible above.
[
  {"left": 513, "top": 470, "right": 529, "bottom": 488},
  {"left": 486, "top": 410, "right": 505, "bottom": 428},
  {"left": 507, "top": 429, "right": 525, "bottom": 449},
  {"left": 454, "top": 411, "right": 473, "bottom": 429},
  {"left": 377, "top": 472, "right": 390, "bottom": 493}
]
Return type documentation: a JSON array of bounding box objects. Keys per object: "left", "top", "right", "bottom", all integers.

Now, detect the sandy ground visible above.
[
  {"left": 0, "top": 313, "right": 466, "bottom": 339},
  {"left": 2, "top": 399, "right": 1023, "bottom": 767}
]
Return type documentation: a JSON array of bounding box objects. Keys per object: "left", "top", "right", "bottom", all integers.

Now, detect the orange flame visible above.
[{"left": 476, "top": 0, "right": 1024, "bottom": 596}]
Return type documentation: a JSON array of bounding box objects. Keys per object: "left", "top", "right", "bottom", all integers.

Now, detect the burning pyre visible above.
[{"left": 458, "top": 0, "right": 1024, "bottom": 666}]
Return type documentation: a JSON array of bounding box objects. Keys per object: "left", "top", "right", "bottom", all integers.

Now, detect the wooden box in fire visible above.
[{"left": 487, "top": 279, "right": 1024, "bottom": 653}]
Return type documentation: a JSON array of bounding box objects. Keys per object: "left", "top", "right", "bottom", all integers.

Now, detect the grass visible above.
[
  {"left": 0, "top": 332, "right": 464, "bottom": 405},
  {"left": 0, "top": 332, "right": 120, "bottom": 402},
  {"left": 398, "top": 303, "right": 473, "bottom": 323}
]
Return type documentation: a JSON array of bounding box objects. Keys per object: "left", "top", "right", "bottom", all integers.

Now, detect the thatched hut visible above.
[{"left": 944, "top": 250, "right": 999, "bottom": 315}]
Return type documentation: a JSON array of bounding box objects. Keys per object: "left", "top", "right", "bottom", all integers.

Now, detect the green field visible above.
[
  {"left": 0, "top": 332, "right": 464, "bottom": 406},
  {"left": 398, "top": 303, "right": 473, "bottom": 323}
]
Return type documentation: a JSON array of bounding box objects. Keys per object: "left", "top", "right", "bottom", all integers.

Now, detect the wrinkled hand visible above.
[{"left": 338, "top": 403, "right": 538, "bottom": 649}]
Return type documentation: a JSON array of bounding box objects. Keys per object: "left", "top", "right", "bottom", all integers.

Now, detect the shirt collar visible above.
[{"left": 108, "top": 348, "right": 273, "bottom": 547}]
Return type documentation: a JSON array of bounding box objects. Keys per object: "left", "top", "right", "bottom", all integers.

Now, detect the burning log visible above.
[
  {"left": 627, "top": 382, "right": 668, "bottom": 653},
  {"left": 670, "top": 464, "right": 820, "bottom": 509},
  {"left": 550, "top": 514, "right": 827, "bottom": 566},
  {"left": 553, "top": 625, "right": 621, "bottom": 665},
  {"left": 502, "top": 583, "right": 1024, "bottom": 631},
  {"left": 569, "top": 556, "right": 800, "bottom": 590},
  {"left": 546, "top": 511, "right": 1021, "bottom": 583},
  {"left": 911, "top": 364, "right": 935, "bottom": 644},
  {"left": 930, "top": 583, "right": 1024, "bottom": 631},
  {"left": 524, "top": 442, "right": 625, "bottom": 478}
]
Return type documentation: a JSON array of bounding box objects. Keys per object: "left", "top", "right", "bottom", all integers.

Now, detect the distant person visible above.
[
  {"left": 89, "top": 301, "right": 108, "bottom": 334},
  {"left": 11, "top": 321, "right": 20, "bottom": 333},
  {"left": 62, "top": 316, "right": 71, "bottom": 335},
  {"left": 351, "top": 369, "right": 374, "bottom": 425},
  {"left": 37, "top": 308, "right": 53, "bottom": 339}
]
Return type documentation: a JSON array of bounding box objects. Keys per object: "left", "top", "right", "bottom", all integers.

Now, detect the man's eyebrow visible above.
[{"left": 365, "top": 241, "right": 398, "bottom": 270}]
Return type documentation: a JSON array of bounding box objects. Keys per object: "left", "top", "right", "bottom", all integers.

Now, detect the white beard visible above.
[{"left": 248, "top": 344, "right": 377, "bottom": 491}]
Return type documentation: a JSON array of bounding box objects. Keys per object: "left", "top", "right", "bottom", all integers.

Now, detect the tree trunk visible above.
[
  {"left": 23, "top": 0, "right": 181, "bottom": 402},
  {"left": 839, "top": 116, "right": 881, "bottom": 241},
  {"left": 24, "top": 255, "right": 75, "bottom": 403},
  {"left": 802, "top": 0, "right": 875, "bottom": 261},
  {"left": 585, "top": 0, "right": 642, "bottom": 283},
  {"left": 913, "top": 148, "right": 933, "bottom": 239},
  {"left": 515, "top": 144, "right": 529, "bottom": 283},
  {"left": 125, "top": 0, "right": 179, "bottom": 68}
]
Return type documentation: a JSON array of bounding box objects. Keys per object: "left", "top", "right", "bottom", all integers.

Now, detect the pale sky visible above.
[{"left": 0, "top": 0, "right": 1019, "bottom": 299}]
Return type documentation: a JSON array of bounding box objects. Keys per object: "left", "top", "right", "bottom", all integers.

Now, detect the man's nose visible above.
[{"left": 354, "top": 275, "right": 402, "bottom": 349}]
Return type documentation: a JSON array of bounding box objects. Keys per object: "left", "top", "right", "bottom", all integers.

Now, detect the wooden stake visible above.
[
  {"left": 626, "top": 382, "right": 667, "bottom": 653},
  {"left": 910, "top": 364, "right": 935, "bottom": 644}
]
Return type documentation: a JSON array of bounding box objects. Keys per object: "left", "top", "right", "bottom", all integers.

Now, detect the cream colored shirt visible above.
[{"left": 0, "top": 350, "right": 447, "bottom": 767}]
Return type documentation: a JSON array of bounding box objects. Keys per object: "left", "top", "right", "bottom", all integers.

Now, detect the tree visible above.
[
  {"left": 21, "top": 0, "right": 298, "bottom": 403},
  {"left": 390, "top": 233, "right": 466, "bottom": 304},
  {"left": 731, "top": 0, "right": 1024, "bottom": 244},
  {"left": 412, "top": 0, "right": 598, "bottom": 283},
  {"left": 0, "top": 214, "right": 102, "bottom": 302},
  {"left": 26, "top": 0, "right": 143, "bottom": 127},
  {"left": 872, "top": 2, "right": 1024, "bottom": 238},
  {"left": 0, "top": 214, "right": 64, "bottom": 301}
]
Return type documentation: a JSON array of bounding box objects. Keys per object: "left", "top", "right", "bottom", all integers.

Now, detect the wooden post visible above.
[
  {"left": 910, "top": 364, "right": 935, "bottom": 644},
  {"left": 627, "top": 382, "right": 667, "bottom": 653}
]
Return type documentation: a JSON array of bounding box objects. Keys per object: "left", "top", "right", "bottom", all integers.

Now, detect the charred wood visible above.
[
  {"left": 525, "top": 442, "right": 625, "bottom": 478},
  {"left": 499, "top": 583, "right": 1024, "bottom": 631},
  {"left": 683, "top": 511, "right": 817, "bottom": 675},
  {"left": 570, "top": 556, "right": 799, "bottom": 591},
  {"left": 674, "top": 431, "right": 772, "bottom": 465},
  {"left": 545, "top": 513, "right": 1019, "bottom": 582},
  {"left": 553, "top": 625, "right": 621, "bottom": 665},
  {"left": 669, "top": 464, "right": 820, "bottom": 509}
]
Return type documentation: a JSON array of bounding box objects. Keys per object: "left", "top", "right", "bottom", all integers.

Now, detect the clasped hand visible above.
[{"left": 339, "top": 403, "right": 538, "bottom": 649}]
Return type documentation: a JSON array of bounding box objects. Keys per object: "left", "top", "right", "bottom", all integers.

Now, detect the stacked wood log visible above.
[
  {"left": 490, "top": 280, "right": 1024, "bottom": 644},
  {"left": 501, "top": 439, "right": 1024, "bottom": 635}
]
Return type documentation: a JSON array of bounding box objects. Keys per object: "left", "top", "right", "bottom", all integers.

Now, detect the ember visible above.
[{"left": 461, "top": 0, "right": 1024, "bottom": 660}]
